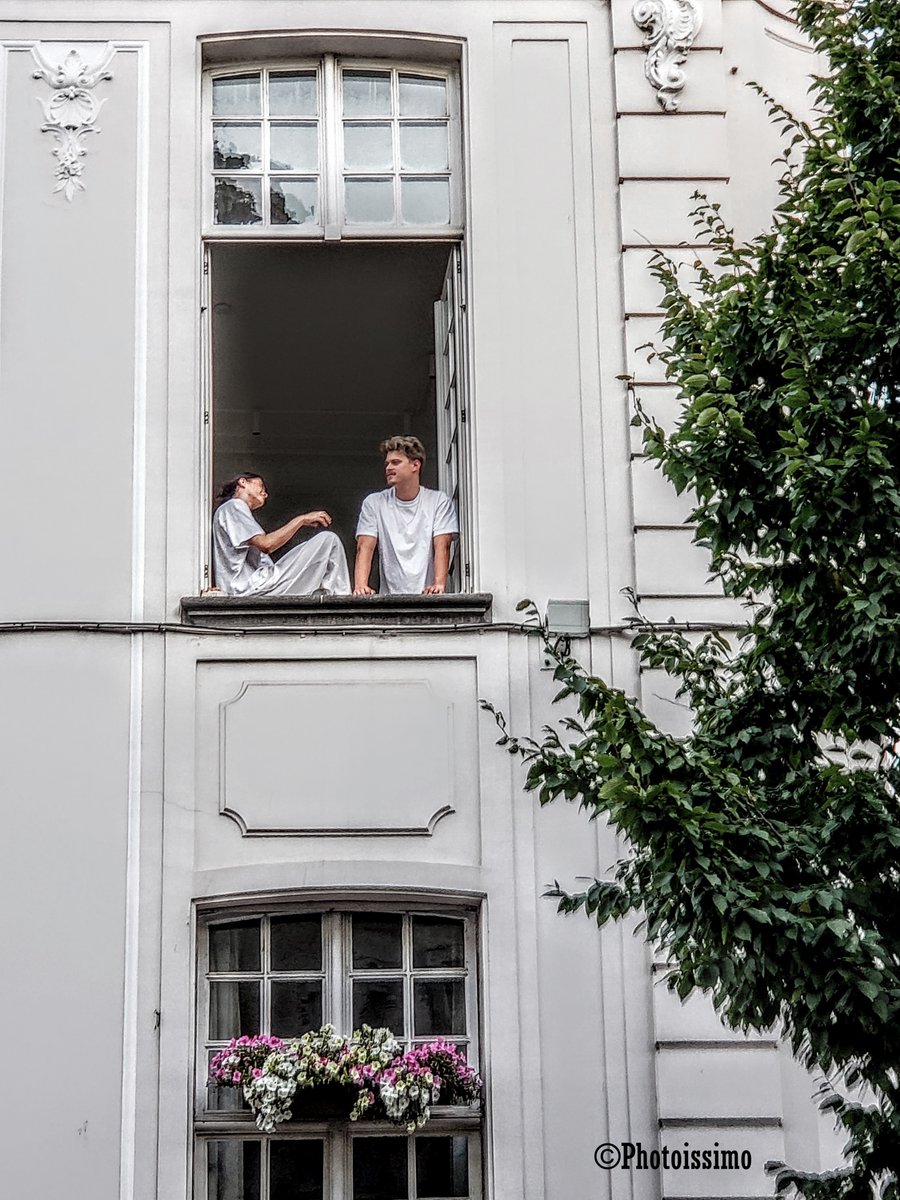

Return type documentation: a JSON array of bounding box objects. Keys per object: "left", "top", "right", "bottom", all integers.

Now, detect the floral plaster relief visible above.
[
  {"left": 632, "top": 0, "right": 703, "bottom": 112},
  {"left": 31, "top": 42, "right": 116, "bottom": 200}
]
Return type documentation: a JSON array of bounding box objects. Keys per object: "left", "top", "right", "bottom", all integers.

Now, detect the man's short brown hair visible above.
[{"left": 379, "top": 435, "right": 426, "bottom": 465}]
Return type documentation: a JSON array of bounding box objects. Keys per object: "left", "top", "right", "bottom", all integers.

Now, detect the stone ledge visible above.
[{"left": 181, "top": 592, "right": 493, "bottom": 628}]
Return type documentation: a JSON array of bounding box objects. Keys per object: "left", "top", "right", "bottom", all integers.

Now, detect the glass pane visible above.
[
  {"left": 345, "top": 179, "right": 394, "bottom": 224},
  {"left": 412, "top": 917, "right": 464, "bottom": 969},
  {"left": 270, "top": 124, "right": 318, "bottom": 172},
  {"left": 416, "top": 1137, "right": 469, "bottom": 1198},
  {"left": 399, "top": 123, "right": 448, "bottom": 173},
  {"left": 271, "top": 915, "right": 322, "bottom": 971},
  {"left": 343, "top": 123, "right": 393, "bottom": 172},
  {"left": 352, "top": 915, "right": 403, "bottom": 968},
  {"left": 413, "top": 980, "right": 466, "bottom": 1037},
  {"left": 207, "top": 1140, "right": 261, "bottom": 1200},
  {"left": 270, "top": 1140, "right": 325, "bottom": 1200},
  {"left": 213, "top": 124, "right": 262, "bottom": 171},
  {"left": 353, "top": 1138, "right": 409, "bottom": 1200},
  {"left": 399, "top": 75, "right": 447, "bottom": 117},
  {"left": 207, "top": 1052, "right": 251, "bottom": 1112},
  {"left": 401, "top": 179, "right": 450, "bottom": 226},
  {"left": 343, "top": 70, "right": 392, "bottom": 116},
  {"left": 212, "top": 74, "right": 261, "bottom": 117},
  {"left": 210, "top": 921, "right": 261, "bottom": 973},
  {"left": 214, "top": 177, "right": 263, "bottom": 225},
  {"left": 271, "top": 180, "right": 318, "bottom": 226},
  {"left": 353, "top": 979, "right": 404, "bottom": 1033},
  {"left": 209, "top": 980, "right": 260, "bottom": 1040},
  {"left": 269, "top": 71, "right": 318, "bottom": 117},
  {"left": 271, "top": 980, "right": 323, "bottom": 1037}
]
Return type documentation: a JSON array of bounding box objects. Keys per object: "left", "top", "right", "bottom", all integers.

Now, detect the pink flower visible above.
[{"left": 232, "top": 1071, "right": 242, "bottom": 1082}]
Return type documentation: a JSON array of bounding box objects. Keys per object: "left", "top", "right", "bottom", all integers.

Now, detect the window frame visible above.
[
  {"left": 202, "top": 56, "right": 464, "bottom": 240},
  {"left": 194, "top": 899, "right": 483, "bottom": 1200}
]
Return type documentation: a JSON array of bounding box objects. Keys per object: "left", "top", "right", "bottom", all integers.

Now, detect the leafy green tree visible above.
[{"left": 485, "top": 0, "right": 900, "bottom": 1192}]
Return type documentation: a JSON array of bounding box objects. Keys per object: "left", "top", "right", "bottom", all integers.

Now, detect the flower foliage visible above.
[
  {"left": 484, "top": 0, "right": 900, "bottom": 1194},
  {"left": 210, "top": 1027, "right": 481, "bottom": 1134}
]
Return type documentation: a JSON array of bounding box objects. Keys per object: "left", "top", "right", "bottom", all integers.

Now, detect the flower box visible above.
[{"left": 210, "top": 1025, "right": 482, "bottom": 1134}]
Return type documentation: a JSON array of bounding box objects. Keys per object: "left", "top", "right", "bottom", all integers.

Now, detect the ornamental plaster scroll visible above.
[
  {"left": 31, "top": 42, "right": 116, "bottom": 201},
  {"left": 632, "top": 0, "right": 703, "bottom": 112}
]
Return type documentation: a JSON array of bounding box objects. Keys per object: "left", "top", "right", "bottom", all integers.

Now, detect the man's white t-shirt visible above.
[
  {"left": 212, "top": 498, "right": 276, "bottom": 595},
  {"left": 356, "top": 487, "right": 459, "bottom": 594}
]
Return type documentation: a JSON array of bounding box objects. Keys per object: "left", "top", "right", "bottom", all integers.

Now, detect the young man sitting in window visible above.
[
  {"left": 213, "top": 473, "right": 350, "bottom": 596},
  {"left": 353, "top": 437, "right": 458, "bottom": 596}
]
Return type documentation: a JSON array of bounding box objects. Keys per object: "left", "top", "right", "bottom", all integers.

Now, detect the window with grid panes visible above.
[
  {"left": 197, "top": 907, "right": 481, "bottom": 1200},
  {"left": 207, "top": 59, "right": 460, "bottom": 233}
]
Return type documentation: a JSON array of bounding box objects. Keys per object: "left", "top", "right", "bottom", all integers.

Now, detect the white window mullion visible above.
[
  {"left": 323, "top": 54, "right": 342, "bottom": 238},
  {"left": 408, "top": 1136, "right": 417, "bottom": 1200},
  {"left": 260, "top": 1138, "right": 270, "bottom": 1200},
  {"left": 260, "top": 68, "right": 269, "bottom": 226},
  {"left": 392, "top": 68, "right": 402, "bottom": 227},
  {"left": 334, "top": 911, "right": 351, "bottom": 1031},
  {"left": 403, "top": 914, "right": 414, "bottom": 1045}
]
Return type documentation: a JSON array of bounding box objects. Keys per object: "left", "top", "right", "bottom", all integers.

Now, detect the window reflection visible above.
[{"left": 214, "top": 178, "right": 263, "bottom": 225}]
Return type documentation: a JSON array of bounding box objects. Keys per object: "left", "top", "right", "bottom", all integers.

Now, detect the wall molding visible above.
[
  {"left": 31, "top": 41, "right": 115, "bottom": 200},
  {"left": 631, "top": 0, "right": 703, "bottom": 111}
]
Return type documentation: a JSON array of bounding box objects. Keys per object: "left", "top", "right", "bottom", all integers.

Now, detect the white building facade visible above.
[{"left": 0, "top": 2, "right": 839, "bottom": 1198}]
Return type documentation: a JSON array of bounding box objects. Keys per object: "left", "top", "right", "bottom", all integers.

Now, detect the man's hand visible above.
[
  {"left": 423, "top": 582, "right": 446, "bottom": 595},
  {"left": 353, "top": 583, "right": 376, "bottom": 596},
  {"left": 301, "top": 511, "right": 332, "bottom": 528}
]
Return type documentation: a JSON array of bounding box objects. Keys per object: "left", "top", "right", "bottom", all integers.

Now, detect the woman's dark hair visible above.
[{"left": 217, "top": 472, "right": 264, "bottom": 501}]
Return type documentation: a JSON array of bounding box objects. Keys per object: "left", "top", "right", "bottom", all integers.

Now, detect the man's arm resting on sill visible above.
[
  {"left": 424, "top": 533, "right": 454, "bottom": 595},
  {"left": 249, "top": 511, "right": 332, "bottom": 556},
  {"left": 354, "top": 535, "right": 377, "bottom": 595}
]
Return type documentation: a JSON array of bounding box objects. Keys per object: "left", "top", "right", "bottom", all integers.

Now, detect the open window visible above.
[
  {"left": 195, "top": 903, "right": 482, "bottom": 1200},
  {"left": 201, "top": 58, "right": 472, "bottom": 597}
]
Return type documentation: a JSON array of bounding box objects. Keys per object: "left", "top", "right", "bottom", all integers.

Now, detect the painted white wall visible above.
[{"left": 0, "top": 3, "right": 834, "bottom": 1198}]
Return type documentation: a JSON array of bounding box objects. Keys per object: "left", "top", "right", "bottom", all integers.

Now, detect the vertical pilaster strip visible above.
[{"left": 120, "top": 36, "right": 150, "bottom": 1200}]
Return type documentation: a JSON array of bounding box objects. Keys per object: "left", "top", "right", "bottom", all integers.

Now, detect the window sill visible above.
[
  {"left": 196, "top": 1104, "right": 482, "bottom": 1131},
  {"left": 181, "top": 592, "right": 493, "bottom": 629}
]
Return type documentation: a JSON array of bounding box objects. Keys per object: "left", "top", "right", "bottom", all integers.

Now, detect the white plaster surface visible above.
[
  {"left": 658, "top": 1045, "right": 782, "bottom": 1118},
  {"left": 0, "top": 3, "right": 837, "bottom": 1198},
  {"left": 618, "top": 114, "right": 729, "bottom": 178}
]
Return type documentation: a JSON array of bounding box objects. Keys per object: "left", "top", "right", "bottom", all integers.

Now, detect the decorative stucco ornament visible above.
[
  {"left": 31, "top": 43, "right": 116, "bottom": 201},
  {"left": 631, "top": 0, "right": 703, "bottom": 112}
]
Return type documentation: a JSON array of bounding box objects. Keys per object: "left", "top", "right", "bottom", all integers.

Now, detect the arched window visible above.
[
  {"left": 199, "top": 55, "right": 473, "bottom": 597},
  {"left": 196, "top": 902, "right": 482, "bottom": 1200}
]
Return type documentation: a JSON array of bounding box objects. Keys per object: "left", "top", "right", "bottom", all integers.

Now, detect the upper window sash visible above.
[{"left": 203, "top": 55, "right": 463, "bottom": 238}]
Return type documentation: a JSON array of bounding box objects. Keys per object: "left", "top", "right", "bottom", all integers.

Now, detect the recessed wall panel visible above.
[
  {"left": 0, "top": 42, "right": 141, "bottom": 619},
  {"left": 494, "top": 29, "right": 592, "bottom": 605},
  {"left": 196, "top": 656, "right": 480, "bottom": 843}
]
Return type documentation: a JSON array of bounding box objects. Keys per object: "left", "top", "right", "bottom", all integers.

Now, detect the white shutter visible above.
[
  {"left": 200, "top": 244, "right": 214, "bottom": 591},
  {"left": 434, "top": 245, "right": 472, "bottom": 591}
]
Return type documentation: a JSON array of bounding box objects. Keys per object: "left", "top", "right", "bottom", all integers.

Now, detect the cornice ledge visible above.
[
  {"left": 31, "top": 42, "right": 115, "bottom": 201},
  {"left": 631, "top": 0, "right": 703, "bottom": 112}
]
